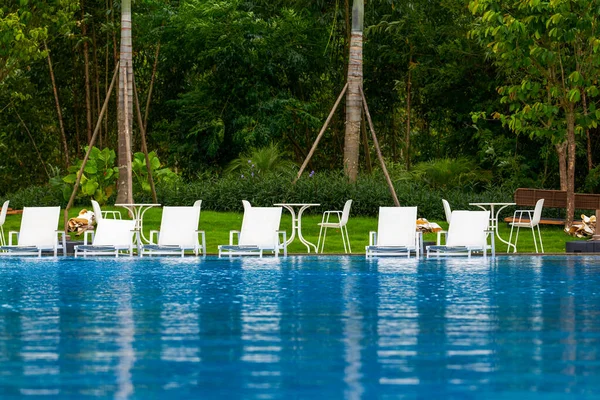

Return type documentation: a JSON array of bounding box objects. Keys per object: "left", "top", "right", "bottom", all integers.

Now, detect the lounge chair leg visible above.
[{"left": 538, "top": 225, "right": 544, "bottom": 253}]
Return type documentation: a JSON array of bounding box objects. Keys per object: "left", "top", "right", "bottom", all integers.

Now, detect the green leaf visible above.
[{"left": 568, "top": 89, "right": 581, "bottom": 103}]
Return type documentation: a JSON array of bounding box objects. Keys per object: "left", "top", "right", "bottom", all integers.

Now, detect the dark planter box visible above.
[
  {"left": 65, "top": 240, "right": 84, "bottom": 255},
  {"left": 566, "top": 241, "right": 600, "bottom": 253}
]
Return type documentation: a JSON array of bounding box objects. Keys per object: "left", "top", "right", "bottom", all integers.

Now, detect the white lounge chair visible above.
[
  {"left": 366, "top": 206, "right": 420, "bottom": 258},
  {"left": 140, "top": 206, "right": 206, "bottom": 257},
  {"left": 442, "top": 199, "right": 452, "bottom": 224},
  {"left": 426, "top": 210, "right": 494, "bottom": 258},
  {"left": 0, "top": 200, "right": 9, "bottom": 246},
  {"left": 0, "top": 206, "right": 65, "bottom": 257},
  {"left": 218, "top": 204, "right": 287, "bottom": 257},
  {"left": 74, "top": 218, "right": 136, "bottom": 257}
]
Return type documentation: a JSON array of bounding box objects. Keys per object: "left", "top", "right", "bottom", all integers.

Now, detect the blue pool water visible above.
[{"left": 0, "top": 256, "right": 599, "bottom": 399}]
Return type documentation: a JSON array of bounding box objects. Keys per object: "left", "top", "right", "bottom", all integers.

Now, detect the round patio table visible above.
[
  {"left": 274, "top": 203, "right": 320, "bottom": 253},
  {"left": 115, "top": 203, "right": 161, "bottom": 245},
  {"left": 469, "top": 202, "right": 516, "bottom": 252}
]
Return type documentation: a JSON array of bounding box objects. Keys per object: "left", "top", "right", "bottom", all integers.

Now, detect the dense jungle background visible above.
[{"left": 2, "top": 0, "right": 600, "bottom": 218}]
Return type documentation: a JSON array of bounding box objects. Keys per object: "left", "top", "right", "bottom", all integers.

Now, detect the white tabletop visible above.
[
  {"left": 274, "top": 203, "right": 320, "bottom": 207},
  {"left": 115, "top": 203, "right": 161, "bottom": 207},
  {"left": 469, "top": 202, "right": 515, "bottom": 206}
]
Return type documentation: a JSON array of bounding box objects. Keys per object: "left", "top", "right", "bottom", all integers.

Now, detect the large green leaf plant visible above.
[{"left": 60, "top": 147, "right": 119, "bottom": 204}]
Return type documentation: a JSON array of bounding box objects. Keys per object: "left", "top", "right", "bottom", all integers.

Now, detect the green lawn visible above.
[{"left": 1, "top": 206, "right": 587, "bottom": 254}]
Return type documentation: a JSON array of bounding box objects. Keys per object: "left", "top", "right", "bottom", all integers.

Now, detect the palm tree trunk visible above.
[
  {"left": 343, "top": 0, "right": 363, "bottom": 182},
  {"left": 116, "top": 0, "right": 134, "bottom": 203}
]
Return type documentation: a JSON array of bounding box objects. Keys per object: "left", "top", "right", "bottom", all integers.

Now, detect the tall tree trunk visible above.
[
  {"left": 556, "top": 141, "right": 567, "bottom": 191},
  {"left": 92, "top": 22, "right": 102, "bottom": 147},
  {"left": 565, "top": 106, "right": 576, "bottom": 229},
  {"left": 583, "top": 92, "right": 593, "bottom": 172},
  {"left": 82, "top": 1, "right": 92, "bottom": 143},
  {"left": 116, "top": 0, "right": 134, "bottom": 203},
  {"left": 405, "top": 51, "right": 412, "bottom": 171},
  {"left": 44, "top": 42, "right": 70, "bottom": 168},
  {"left": 343, "top": 0, "right": 363, "bottom": 182}
]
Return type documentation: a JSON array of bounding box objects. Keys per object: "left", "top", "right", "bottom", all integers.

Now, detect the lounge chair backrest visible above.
[
  {"left": 158, "top": 206, "right": 200, "bottom": 247},
  {"left": 340, "top": 199, "right": 353, "bottom": 226},
  {"left": 442, "top": 199, "right": 452, "bottom": 225},
  {"left": 93, "top": 219, "right": 136, "bottom": 247},
  {"left": 91, "top": 200, "right": 103, "bottom": 222},
  {"left": 532, "top": 198, "right": 544, "bottom": 226},
  {"left": 193, "top": 200, "right": 202, "bottom": 209},
  {"left": 19, "top": 207, "right": 60, "bottom": 247},
  {"left": 242, "top": 200, "right": 251, "bottom": 212},
  {"left": 446, "top": 210, "right": 490, "bottom": 247},
  {"left": 377, "top": 206, "right": 417, "bottom": 246},
  {"left": 0, "top": 200, "right": 9, "bottom": 226},
  {"left": 239, "top": 206, "right": 282, "bottom": 247}
]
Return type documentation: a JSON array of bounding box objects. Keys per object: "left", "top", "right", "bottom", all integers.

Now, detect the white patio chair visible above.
[
  {"left": 507, "top": 198, "right": 544, "bottom": 253},
  {"left": 74, "top": 218, "right": 137, "bottom": 257},
  {"left": 317, "top": 199, "right": 353, "bottom": 253},
  {"left": 141, "top": 206, "right": 206, "bottom": 257},
  {"left": 0, "top": 200, "right": 9, "bottom": 246},
  {"left": 442, "top": 199, "right": 452, "bottom": 225},
  {"left": 427, "top": 210, "right": 494, "bottom": 258},
  {"left": 0, "top": 206, "right": 65, "bottom": 257},
  {"left": 218, "top": 203, "right": 287, "bottom": 258},
  {"left": 193, "top": 200, "right": 202, "bottom": 208},
  {"left": 366, "top": 206, "right": 421, "bottom": 258}
]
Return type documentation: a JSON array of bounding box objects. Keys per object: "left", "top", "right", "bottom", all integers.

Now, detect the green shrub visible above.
[
  {"left": 1, "top": 184, "right": 65, "bottom": 208},
  {"left": 224, "top": 143, "right": 297, "bottom": 177},
  {"left": 135, "top": 171, "right": 514, "bottom": 220},
  {"left": 410, "top": 157, "right": 492, "bottom": 191}
]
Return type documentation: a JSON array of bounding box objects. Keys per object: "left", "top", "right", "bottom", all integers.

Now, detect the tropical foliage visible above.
[{"left": 0, "top": 0, "right": 598, "bottom": 213}]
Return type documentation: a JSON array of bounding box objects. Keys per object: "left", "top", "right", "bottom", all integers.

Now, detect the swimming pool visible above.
[{"left": 0, "top": 256, "right": 599, "bottom": 399}]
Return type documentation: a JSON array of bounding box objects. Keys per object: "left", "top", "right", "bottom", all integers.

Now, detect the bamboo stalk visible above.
[
  {"left": 64, "top": 62, "right": 119, "bottom": 233},
  {"left": 144, "top": 41, "right": 161, "bottom": 131},
  {"left": 132, "top": 74, "right": 158, "bottom": 203},
  {"left": 360, "top": 87, "right": 400, "bottom": 206},
  {"left": 294, "top": 82, "right": 348, "bottom": 183}
]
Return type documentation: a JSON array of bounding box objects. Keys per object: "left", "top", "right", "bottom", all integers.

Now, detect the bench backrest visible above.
[{"left": 514, "top": 188, "right": 600, "bottom": 210}]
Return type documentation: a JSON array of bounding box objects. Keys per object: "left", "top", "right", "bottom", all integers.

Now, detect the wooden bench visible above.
[
  {"left": 6, "top": 207, "right": 23, "bottom": 215},
  {"left": 503, "top": 188, "right": 600, "bottom": 225}
]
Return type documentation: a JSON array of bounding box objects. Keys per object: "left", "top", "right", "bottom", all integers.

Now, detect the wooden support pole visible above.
[
  {"left": 64, "top": 62, "right": 120, "bottom": 233},
  {"left": 360, "top": 86, "right": 400, "bottom": 207},
  {"left": 132, "top": 74, "right": 158, "bottom": 203},
  {"left": 294, "top": 83, "right": 349, "bottom": 183}
]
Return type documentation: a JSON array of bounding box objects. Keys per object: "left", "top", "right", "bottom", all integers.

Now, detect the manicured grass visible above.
[{"left": 1, "top": 206, "right": 587, "bottom": 254}]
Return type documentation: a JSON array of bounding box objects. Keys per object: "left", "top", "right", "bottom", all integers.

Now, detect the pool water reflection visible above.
[{"left": 0, "top": 256, "right": 599, "bottom": 398}]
